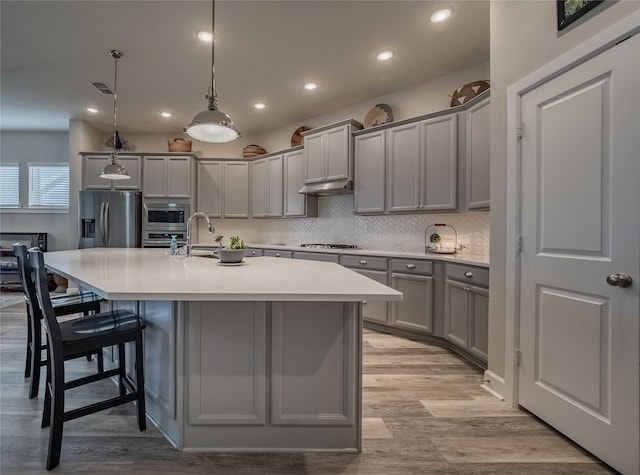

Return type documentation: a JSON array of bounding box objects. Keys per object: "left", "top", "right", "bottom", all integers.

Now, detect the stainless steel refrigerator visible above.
[{"left": 79, "top": 190, "right": 142, "bottom": 248}]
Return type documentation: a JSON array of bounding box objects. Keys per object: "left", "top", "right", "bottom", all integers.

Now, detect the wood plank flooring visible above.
[{"left": 0, "top": 293, "right": 615, "bottom": 474}]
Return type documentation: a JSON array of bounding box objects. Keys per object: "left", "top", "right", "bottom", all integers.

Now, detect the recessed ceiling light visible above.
[
  {"left": 430, "top": 7, "right": 453, "bottom": 23},
  {"left": 253, "top": 102, "right": 266, "bottom": 110},
  {"left": 86, "top": 107, "right": 100, "bottom": 114},
  {"left": 304, "top": 81, "right": 318, "bottom": 91},
  {"left": 161, "top": 112, "right": 172, "bottom": 118},
  {"left": 196, "top": 28, "right": 213, "bottom": 43},
  {"left": 376, "top": 50, "right": 394, "bottom": 61}
]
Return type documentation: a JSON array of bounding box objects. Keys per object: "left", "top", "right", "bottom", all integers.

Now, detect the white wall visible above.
[
  {"left": 488, "top": 0, "right": 640, "bottom": 389},
  {"left": 0, "top": 131, "right": 72, "bottom": 251},
  {"left": 257, "top": 61, "right": 489, "bottom": 153}
]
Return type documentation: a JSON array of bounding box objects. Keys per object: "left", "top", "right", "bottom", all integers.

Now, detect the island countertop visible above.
[{"left": 43, "top": 248, "right": 403, "bottom": 303}]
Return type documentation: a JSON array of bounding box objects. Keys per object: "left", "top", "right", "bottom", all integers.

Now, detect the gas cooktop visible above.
[{"left": 300, "top": 243, "right": 359, "bottom": 249}]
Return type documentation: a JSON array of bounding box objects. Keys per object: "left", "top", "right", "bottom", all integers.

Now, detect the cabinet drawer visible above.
[
  {"left": 391, "top": 259, "right": 433, "bottom": 275},
  {"left": 446, "top": 263, "right": 489, "bottom": 287},
  {"left": 263, "top": 249, "right": 292, "bottom": 258},
  {"left": 340, "top": 255, "right": 388, "bottom": 271},
  {"left": 245, "top": 248, "right": 263, "bottom": 257},
  {"left": 294, "top": 251, "right": 340, "bottom": 263}
]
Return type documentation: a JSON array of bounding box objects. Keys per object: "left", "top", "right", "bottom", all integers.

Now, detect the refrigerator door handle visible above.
[
  {"left": 99, "top": 202, "right": 106, "bottom": 246},
  {"left": 104, "top": 202, "right": 110, "bottom": 246}
]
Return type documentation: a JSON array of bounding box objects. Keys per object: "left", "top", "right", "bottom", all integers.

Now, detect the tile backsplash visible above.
[{"left": 250, "top": 195, "right": 490, "bottom": 255}]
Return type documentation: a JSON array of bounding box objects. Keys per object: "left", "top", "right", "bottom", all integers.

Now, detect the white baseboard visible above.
[{"left": 481, "top": 369, "right": 506, "bottom": 401}]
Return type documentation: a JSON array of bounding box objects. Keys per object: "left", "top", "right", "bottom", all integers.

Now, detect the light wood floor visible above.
[{"left": 0, "top": 294, "right": 614, "bottom": 474}]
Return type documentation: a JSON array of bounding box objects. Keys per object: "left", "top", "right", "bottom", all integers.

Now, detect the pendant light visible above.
[
  {"left": 185, "top": 0, "right": 239, "bottom": 143},
  {"left": 99, "top": 49, "right": 130, "bottom": 180}
]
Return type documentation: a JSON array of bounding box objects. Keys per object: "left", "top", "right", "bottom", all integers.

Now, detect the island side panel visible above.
[
  {"left": 271, "top": 301, "right": 356, "bottom": 427},
  {"left": 182, "top": 301, "right": 362, "bottom": 451},
  {"left": 187, "top": 301, "right": 267, "bottom": 426},
  {"left": 140, "top": 300, "right": 181, "bottom": 448}
]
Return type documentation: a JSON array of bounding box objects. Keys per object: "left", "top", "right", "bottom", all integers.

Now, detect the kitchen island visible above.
[{"left": 42, "top": 248, "right": 402, "bottom": 453}]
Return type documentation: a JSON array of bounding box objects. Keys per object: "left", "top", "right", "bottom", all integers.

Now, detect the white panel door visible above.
[{"left": 518, "top": 34, "right": 639, "bottom": 475}]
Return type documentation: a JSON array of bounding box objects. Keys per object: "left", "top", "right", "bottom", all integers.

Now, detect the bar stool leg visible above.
[
  {"left": 46, "top": 354, "right": 65, "bottom": 471},
  {"left": 118, "top": 344, "right": 126, "bottom": 397},
  {"left": 24, "top": 303, "right": 32, "bottom": 378},
  {"left": 135, "top": 334, "right": 146, "bottom": 431},
  {"left": 41, "top": 346, "right": 52, "bottom": 429},
  {"left": 28, "top": 318, "right": 43, "bottom": 399}
]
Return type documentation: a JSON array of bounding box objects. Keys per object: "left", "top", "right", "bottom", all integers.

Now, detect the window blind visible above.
[
  {"left": 0, "top": 164, "right": 20, "bottom": 207},
  {"left": 28, "top": 164, "right": 69, "bottom": 208}
]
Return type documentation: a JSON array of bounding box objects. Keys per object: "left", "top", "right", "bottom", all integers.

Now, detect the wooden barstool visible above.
[
  {"left": 13, "top": 243, "right": 104, "bottom": 398},
  {"left": 29, "top": 248, "right": 147, "bottom": 470}
]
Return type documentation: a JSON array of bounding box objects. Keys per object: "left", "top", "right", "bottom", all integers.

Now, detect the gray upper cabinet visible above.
[
  {"left": 354, "top": 130, "right": 386, "bottom": 214},
  {"left": 251, "top": 158, "right": 268, "bottom": 217},
  {"left": 252, "top": 155, "right": 283, "bottom": 218},
  {"left": 196, "top": 160, "right": 249, "bottom": 219},
  {"left": 387, "top": 123, "right": 421, "bottom": 212},
  {"left": 464, "top": 96, "right": 490, "bottom": 209},
  {"left": 420, "top": 115, "right": 458, "bottom": 211},
  {"left": 143, "top": 155, "right": 192, "bottom": 199},
  {"left": 283, "top": 149, "right": 317, "bottom": 217},
  {"left": 223, "top": 161, "right": 250, "bottom": 218},
  {"left": 355, "top": 112, "right": 457, "bottom": 214},
  {"left": 82, "top": 154, "right": 142, "bottom": 190},
  {"left": 303, "top": 120, "right": 362, "bottom": 184}
]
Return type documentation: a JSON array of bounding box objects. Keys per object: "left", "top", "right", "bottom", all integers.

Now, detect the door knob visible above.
[{"left": 606, "top": 273, "right": 633, "bottom": 288}]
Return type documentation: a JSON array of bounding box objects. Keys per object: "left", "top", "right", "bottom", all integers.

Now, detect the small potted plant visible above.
[{"left": 217, "top": 236, "right": 247, "bottom": 263}]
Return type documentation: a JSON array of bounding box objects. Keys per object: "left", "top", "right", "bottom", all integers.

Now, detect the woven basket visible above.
[
  {"left": 450, "top": 80, "right": 490, "bottom": 107},
  {"left": 168, "top": 138, "right": 192, "bottom": 152},
  {"left": 243, "top": 144, "right": 266, "bottom": 158}
]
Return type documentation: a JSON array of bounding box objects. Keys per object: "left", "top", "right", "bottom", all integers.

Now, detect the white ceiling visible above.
[{"left": 0, "top": 1, "right": 489, "bottom": 136}]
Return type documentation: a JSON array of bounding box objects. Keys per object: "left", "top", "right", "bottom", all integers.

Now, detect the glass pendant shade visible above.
[
  {"left": 99, "top": 154, "right": 130, "bottom": 180},
  {"left": 185, "top": 108, "right": 239, "bottom": 143}
]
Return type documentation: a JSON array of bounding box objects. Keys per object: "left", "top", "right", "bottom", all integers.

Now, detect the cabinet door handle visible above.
[
  {"left": 359, "top": 260, "right": 367, "bottom": 265},
  {"left": 406, "top": 263, "right": 416, "bottom": 269},
  {"left": 251, "top": 251, "right": 257, "bottom": 256},
  {"left": 362, "top": 301, "right": 367, "bottom": 305},
  {"left": 464, "top": 271, "right": 473, "bottom": 278},
  {"left": 275, "top": 252, "right": 281, "bottom": 257}
]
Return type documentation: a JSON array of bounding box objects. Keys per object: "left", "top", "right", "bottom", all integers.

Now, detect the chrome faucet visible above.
[{"left": 185, "top": 212, "right": 215, "bottom": 257}]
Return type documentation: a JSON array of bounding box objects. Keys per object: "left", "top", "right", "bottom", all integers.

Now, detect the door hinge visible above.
[
  {"left": 517, "top": 235, "right": 523, "bottom": 254},
  {"left": 515, "top": 348, "right": 521, "bottom": 366},
  {"left": 516, "top": 125, "right": 524, "bottom": 141}
]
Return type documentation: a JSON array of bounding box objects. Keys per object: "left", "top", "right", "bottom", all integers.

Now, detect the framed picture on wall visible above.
[{"left": 557, "top": 0, "right": 605, "bottom": 30}]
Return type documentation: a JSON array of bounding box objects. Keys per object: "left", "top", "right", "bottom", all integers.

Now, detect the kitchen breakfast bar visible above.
[{"left": 42, "top": 248, "right": 402, "bottom": 453}]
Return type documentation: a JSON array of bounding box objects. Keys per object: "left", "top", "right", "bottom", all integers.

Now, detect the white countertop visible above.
[
  {"left": 242, "top": 244, "right": 490, "bottom": 267},
  {"left": 44, "top": 248, "right": 403, "bottom": 303}
]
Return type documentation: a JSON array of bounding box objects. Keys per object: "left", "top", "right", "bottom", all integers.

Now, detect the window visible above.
[
  {"left": 28, "top": 164, "right": 69, "bottom": 208},
  {"left": 0, "top": 164, "right": 20, "bottom": 207}
]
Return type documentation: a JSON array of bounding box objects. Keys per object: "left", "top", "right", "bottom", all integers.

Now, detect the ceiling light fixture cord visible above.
[
  {"left": 112, "top": 50, "right": 119, "bottom": 156},
  {"left": 208, "top": 0, "right": 217, "bottom": 111},
  {"left": 99, "top": 49, "right": 130, "bottom": 180}
]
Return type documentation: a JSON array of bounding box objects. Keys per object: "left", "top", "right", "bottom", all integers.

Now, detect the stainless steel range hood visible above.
[{"left": 299, "top": 179, "right": 353, "bottom": 195}]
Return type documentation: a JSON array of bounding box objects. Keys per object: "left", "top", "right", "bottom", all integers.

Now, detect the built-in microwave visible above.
[{"left": 143, "top": 201, "right": 189, "bottom": 232}]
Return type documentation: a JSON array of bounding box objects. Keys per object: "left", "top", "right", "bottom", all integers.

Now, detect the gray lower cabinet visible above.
[
  {"left": 390, "top": 258, "right": 434, "bottom": 334},
  {"left": 293, "top": 251, "right": 340, "bottom": 263},
  {"left": 340, "top": 255, "right": 389, "bottom": 324},
  {"left": 444, "top": 263, "right": 489, "bottom": 362},
  {"left": 245, "top": 247, "right": 263, "bottom": 257},
  {"left": 264, "top": 249, "right": 292, "bottom": 258}
]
